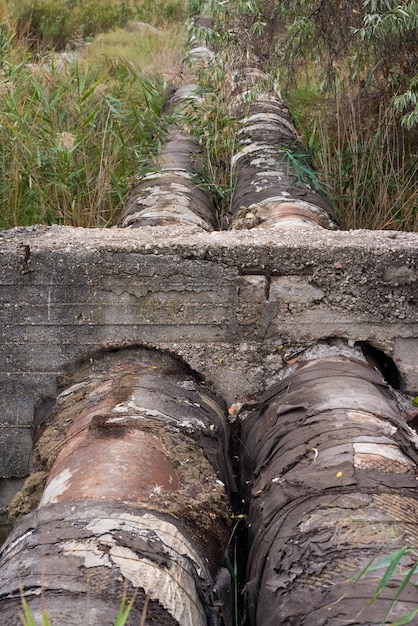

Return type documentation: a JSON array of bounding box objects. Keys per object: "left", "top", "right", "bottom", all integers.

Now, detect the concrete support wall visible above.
[{"left": 1, "top": 222, "right": 418, "bottom": 537}]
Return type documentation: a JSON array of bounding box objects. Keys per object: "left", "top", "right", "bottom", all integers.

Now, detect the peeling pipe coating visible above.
[
  {"left": 229, "top": 78, "right": 339, "bottom": 231},
  {"left": 0, "top": 348, "right": 234, "bottom": 626},
  {"left": 241, "top": 345, "right": 418, "bottom": 625},
  {"left": 119, "top": 18, "right": 216, "bottom": 232},
  {"left": 2, "top": 7, "right": 418, "bottom": 626}
]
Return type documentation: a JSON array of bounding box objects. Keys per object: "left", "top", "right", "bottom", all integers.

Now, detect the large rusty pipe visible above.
[
  {"left": 119, "top": 89, "right": 217, "bottom": 231},
  {"left": 0, "top": 348, "right": 233, "bottom": 625},
  {"left": 229, "top": 67, "right": 338, "bottom": 231},
  {"left": 119, "top": 15, "right": 216, "bottom": 231}
]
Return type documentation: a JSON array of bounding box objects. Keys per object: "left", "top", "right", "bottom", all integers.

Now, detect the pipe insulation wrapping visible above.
[
  {"left": 241, "top": 342, "right": 418, "bottom": 625},
  {"left": 0, "top": 348, "right": 234, "bottom": 625}
]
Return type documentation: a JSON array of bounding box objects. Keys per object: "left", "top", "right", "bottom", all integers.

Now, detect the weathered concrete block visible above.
[
  {"left": 1, "top": 224, "right": 418, "bottom": 494},
  {"left": 394, "top": 337, "right": 418, "bottom": 391}
]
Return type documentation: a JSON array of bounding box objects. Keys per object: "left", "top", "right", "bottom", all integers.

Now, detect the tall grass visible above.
[
  {"left": 285, "top": 78, "right": 418, "bottom": 231},
  {"left": 80, "top": 22, "right": 187, "bottom": 82},
  {"left": 8, "top": 0, "right": 188, "bottom": 50},
  {"left": 133, "top": 0, "right": 188, "bottom": 26},
  {"left": 320, "top": 90, "right": 418, "bottom": 231},
  {"left": 14, "top": 0, "right": 132, "bottom": 50},
  {"left": 185, "top": 56, "right": 239, "bottom": 226},
  {"left": 2, "top": 0, "right": 416, "bottom": 231},
  {"left": 0, "top": 26, "right": 170, "bottom": 229},
  {"left": 0, "top": 0, "right": 188, "bottom": 230}
]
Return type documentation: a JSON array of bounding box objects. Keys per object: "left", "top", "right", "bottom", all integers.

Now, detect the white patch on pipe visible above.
[
  {"left": 61, "top": 539, "right": 112, "bottom": 568},
  {"left": 170, "top": 182, "right": 192, "bottom": 193},
  {"left": 267, "top": 218, "right": 317, "bottom": 229},
  {"left": 121, "top": 204, "right": 211, "bottom": 230},
  {"left": 300, "top": 342, "right": 367, "bottom": 363},
  {"left": 250, "top": 164, "right": 278, "bottom": 176},
  {"left": 39, "top": 467, "right": 73, "bottom": 506},
  {"left": 141, "top": 170, "right": 193, "bottom": 181},
  {"left": 111, "top": 403, "right": 207, "bottom": 431},
  {"left": 111, "top": 546, "right": 207, "bottom": 626},
  {"left": 269, "top": 342, "right": 369, "bottom": 382},
  {"left": 346, "top": 411, "right": 397, "bottom": 435},
  {"left": 353, "top": 442, "right": 415, "bottom": 467},
  {"left": 1, "top": 528, "right": 34, "bottom": 557},
  {"left": 56, "top": 381, "right": 88, "bottom": 403},
  {"left": 239, "top": 113, "right": 296, "bottom": 133},
  {"left": 187, "top": 46, "right": 214, "bottom": 60},
  {"left": 87, "top": 513, "right": 210, "bottom": 626},
  {"left": 244, "top": 197, "right": 337, "bottom": 230},
  {"left": 231, "top": 142, "right": 275, "bottom": 169}
]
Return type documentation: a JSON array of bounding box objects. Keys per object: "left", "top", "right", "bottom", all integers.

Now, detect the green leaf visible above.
[
  {"left": 19, "top": 603, "right": 36, "bottom": 626},
  {"left": 390, "top": 607, "right": 418, "bottom": 626},
  {"left": 384, "top": 563, "right": 418, "bottom": 620},
  {"left": 365, "top": 548, "right": 410, "bottom": 573},
  {"left": 371, "top": 546, "right": 410, "bottom": 601}
]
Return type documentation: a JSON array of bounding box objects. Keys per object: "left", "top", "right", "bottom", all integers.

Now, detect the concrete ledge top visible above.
[{"left": 1, "top": 223, "right": 417, "bottom": 258}]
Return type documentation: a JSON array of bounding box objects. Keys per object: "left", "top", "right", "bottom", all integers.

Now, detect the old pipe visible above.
[
  {"left": 241, "top": 340, "right": 418, "bottom": 625},
  {"left": 0, "top": 348, "right": 234, "bottom": 625},
  {"left": 119, "top": 16, "right": 216, "bottom": 231},
  {"left": 229, "top": 66, "right": 338, "bottom": 231}
]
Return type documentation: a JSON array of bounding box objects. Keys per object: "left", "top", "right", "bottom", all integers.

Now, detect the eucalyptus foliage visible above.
[{"left": 358, "top": 0, "right": 418, "bottom": 128}]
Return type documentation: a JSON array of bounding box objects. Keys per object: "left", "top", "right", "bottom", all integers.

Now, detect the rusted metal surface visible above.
[
  {"left": 1, "top": 348, "right": 233, "bottom": 625},
  {"left": 40, "top": 428, "right": 180, "bottom": 505},
  {"left": 241, "top": 341, "right": 418, "bottom": 625}
]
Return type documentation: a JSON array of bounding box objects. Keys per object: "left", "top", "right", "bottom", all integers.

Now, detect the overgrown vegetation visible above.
[
  {"left": 0, "top": 1, "right": 186, "bottom": 229},
  {"left": 195, "top": 0, "right": 417, "bottom": 230},
  {"left": 0, "top": 30, "right": 167, "bottom": 228},
  {"left": 10, "top": 0, "right": 188, "bottom": 49},
  {"left": 0, "top": 0, "right": 416, "bottom": 230},
  {"left": 273, "top": 0, "right": 418, "bottom": 230},
  {"left": 185, "top": 54, "right": 239, "bottom": 225}
]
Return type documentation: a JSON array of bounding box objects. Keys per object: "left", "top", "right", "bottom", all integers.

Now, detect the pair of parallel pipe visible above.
[
  {"left": 2, "top": 344, "right": 418, "bottom": 625},
  {"left": 2, "top": 11, "right": 418, "bottom": 626},
  {"left": 120, "top": 18, "right": 338, "bottom": 233}
]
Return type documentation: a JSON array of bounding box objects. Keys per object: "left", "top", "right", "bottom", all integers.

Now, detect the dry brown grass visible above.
[
  {"left": 317, "top": 85, "right": 418, "bottom": 231},
  {"left": 285, "top": 71, "right": 418, "bottom": 232}
]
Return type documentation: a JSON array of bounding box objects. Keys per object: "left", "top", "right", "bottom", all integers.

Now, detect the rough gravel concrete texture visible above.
[{"left": 1, "top": 223, "right": 417, "bottom": 491}]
